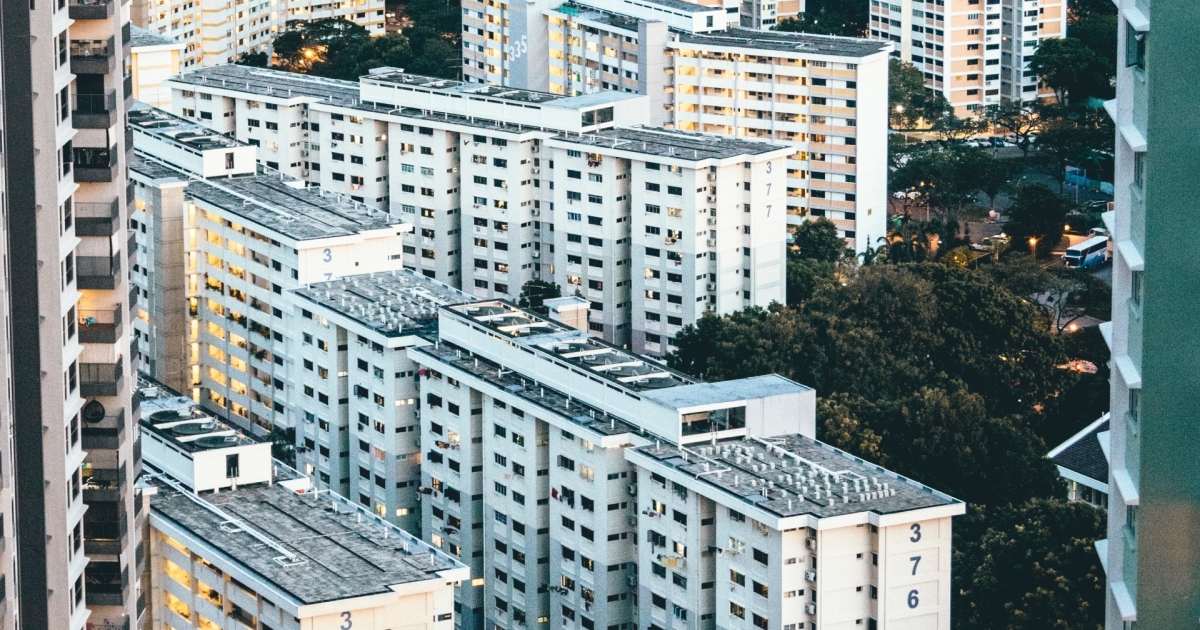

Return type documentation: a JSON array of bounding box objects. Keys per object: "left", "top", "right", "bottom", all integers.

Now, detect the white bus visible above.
[{"left": 1064, "top": 235, "right": 1109, "bottom": 269}]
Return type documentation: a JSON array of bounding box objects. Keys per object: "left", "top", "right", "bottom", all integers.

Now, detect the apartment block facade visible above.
[
  {"left": 133, "top": 0, "right": 386, "bottom": 69},
  {"left": 139, "top": 386, "right": 470, "bottom": 630},
  {"left": 665, "top": 29, "right": 890, "bottom": 250},
  {"left": 868, "top": 0, "right": 1063, "bottom": 117},
  {"left": 0, "top": 0, "right": 144, "bottom": 623},
  {"left": 130, "top": 105, "right": 412, "bottom": 435},
  {"left": 288, "top": 271, "right": 473, "bottom": 535},
  {"left": 406, "top": 301, "right": 963, "bottom": 630},
  {"left": 1102, "top": 2, "right": 1200, "bottom": 629}
]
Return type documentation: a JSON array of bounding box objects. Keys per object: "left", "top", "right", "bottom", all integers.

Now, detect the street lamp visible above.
[{"left": 1028, "top": 237, "right": 1038, "bottom": 257}]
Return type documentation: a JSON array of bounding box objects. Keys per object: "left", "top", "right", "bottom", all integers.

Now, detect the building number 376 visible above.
[{"left": 907, "top": 523, "right": 921, "bottom": 610}]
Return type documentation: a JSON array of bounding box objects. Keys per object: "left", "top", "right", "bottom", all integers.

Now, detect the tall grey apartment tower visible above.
[
  {"left": 1, "top": 0, "right": 141, "bottom": 625},
  {"left": 1103, "top": 2, "right": 1200, "bottom": 629}
]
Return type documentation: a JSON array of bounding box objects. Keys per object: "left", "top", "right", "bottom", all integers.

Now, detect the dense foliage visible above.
[
  {"left": 954, "top": 499, "right": 1107, "bottom": 630},
  {"left": 772, "top": 0, "right": 868, "bottom": 37},
  {"left": 668, "top": 260, "right": 1109, "bottom": 628},
  {"left": 264, "top": 3, "right": 460, "bottom": 80}
]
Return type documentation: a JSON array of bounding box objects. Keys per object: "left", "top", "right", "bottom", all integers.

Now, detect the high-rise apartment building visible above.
[
  {"left": 288, "top": 271, "right": 473, "bottom": 535},
  {"left": 129, "top": 104, "right": 411, "bottom": 435},
  {"left": 867, "top": 0, "right": 1063, "bottom": 117},
  {"left": 138, "top": 386, "right": 471, "bottom": 630},
  {"left": 132, "top": 0, "right": 385, "bottom": 69},
  {"left": 1102, "top": 2, "right": 1200, "bottom": 629},
  {"left": 664, "top": 29, "right": 890, "bottom": 250},
  {"left": 0, "top": 0, "right": 141, "bottom": 625},
  {"left": 407, "top": 300, "right": 963, "bottom": 630},
  {"left": 130, "top": 26, "right": 184, "bottom": 107},
  {"left": 161, "top": 67, "right": 797, "bottom": 350},
  {"left": 482, "top": 8, "right": 891, "bottom": 249}
]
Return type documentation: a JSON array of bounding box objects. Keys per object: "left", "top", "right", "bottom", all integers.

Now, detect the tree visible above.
[
  {"left": 1033, "top": 109, "right": 1113, "bottom": 191},
  {"left": 839, "top": 386, "right": 1063, "bottom": 507},
  {"left": 791, "top": 218, "right": 850, "bottom": 263},
  {"left": 1004, "top": 184, "right": 1070, "bottom": 257},
  {"left": 954, "top": 499, "right": 1107, "bottom": 630},
  {"left": 668, "top": 306, "right": 819, "bottom": 383},
  {"left": 517, "top": 280, "right": 562, "bottom": 314},
  {"left": 235, "top": 51, "right": 270, "bottom": 67},
  {"left": 270, "top": 427, "right": 297, "bottom": 467},
  {"left": 934, "top": 112, "right": 987, "bottom": 142},
  {"left": 889, "top": 60, "right": 949, "bottom": 129},
  {"left": 890, "top": 145, "right": 1008, "bottom": 220},
  {"left": 1028, "top": 38, "right": 1104, "bottom": 106},
  {"left": 786, "top": 256, "right": 838, "bottom": 306},
  {"left": 986, "top": 100, "right": 1042, "bottom": 156},
  {"left": 773, "top": 0, "right": 868, "bottom": 37},
  {"left": 1068, "top": 11, "right": 1117, "bottom": 100}
]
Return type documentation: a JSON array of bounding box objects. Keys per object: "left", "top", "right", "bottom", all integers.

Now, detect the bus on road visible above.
[{"left": 1064, "top": 235, "right": 1110, "bottom": 269}]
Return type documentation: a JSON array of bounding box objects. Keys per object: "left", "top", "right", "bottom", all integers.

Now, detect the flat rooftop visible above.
[
  {"left": 575, "top": 0, "right": 715, "bottom": 16},
  {"left": 130, "top": 102, "right": 245, "bottom": 152},
  {"left": 558, "top": 125, "right": 790, "bottom": 160},
  {"left": 140, "top": 390, "right": 259, "bottom": 454},
  {"left": 676, "top": 27, "right": 891, "bottom": 58},
  {"left": 446, "top": 301, "right": 697, "bottom": 393},
  {"left": 292, "top": 269, "right": 473, "bottom": 338},
  {"left": 137, "top": 377, "right": 260, "bottom": 449},
  {"left": 635, "top": 434, "right": 960, "bottom": 519},
  {"left": 412, "top": 342, "right": 647, "bottom": 439},
  {"left": 131, "top": 155, "right": 188, "bottom": 181},
  {"left": 130, "top": 26, "right": 182, "bottom": 49},
  {"left": 362, "top": 72, "right": 641, "bottom": 111},
  {"left": 553, "top": 4, "right": 640, "bottom": 33},
  {"left": 148, "top": 472, "right": 465, "bottom": 605},
  {"left": 169, "top": 65, "right": 361, "bottom": 106},
  {"left": 186, "top": 169, "right": 405, "bottom": 241}
]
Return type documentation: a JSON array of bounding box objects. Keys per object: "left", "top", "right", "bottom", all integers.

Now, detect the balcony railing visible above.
[
  {"left": 77, "top": 252, "right": 121, "bottom": 290},
  {"left": 73, "top": 145, "right": 118, "bottom": 183},
  {"left": 83, "top": 511, "right": 127, "bottom": 554},
  {"left": 72, "top": 91, "right": 117, "bottom": 129},
  {"left": 68, "top": 0, "right": 114, "bottom": 19},
  {"left": 82, "top": 409, "right": 126, "bottom": 450},
  {"left": 79, "top": 305, "right": 122, "bottom": 344},
  {"left": 70, "top": 37, "right": 116, "bottom": 75},
  {"left": 127, "top": 231, "right": 137, "bottom": 260},
  {"left": 85, "top": 563, "right": 128, "bottom": 606},
  {"left": 87, "top": 617, "right": 130, "bottom": 630},
  {"left": 75, "top": 199, "right": 120, "bottom": 236},
  {"left": 80, "top": 356, "right": 123, "bottom": 397}
]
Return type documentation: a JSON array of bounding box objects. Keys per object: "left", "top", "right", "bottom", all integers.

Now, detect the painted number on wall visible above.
[
  {"left": 907, "top": 589, "right": 919, "bottom": 609},
  {"left": 910, "top": 522, "right": 922, "bottom": 543},
  {"left": 340, "top": 611, "right": 352, "bottom": 630},
  {"left": 323, "top": 247, "right": 334, "bottom": 280}
]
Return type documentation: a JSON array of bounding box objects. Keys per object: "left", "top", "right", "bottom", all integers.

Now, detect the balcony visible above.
[
  {"left": 82, "top": 408, "right": 126, "bottom": 450},
  {"left": 88, "top": 617, "right": 130, "bottom": 630},
  {"left": 76, "top": 199, "right": 120, "bottom": 236},
  {"left": 127, "top": 231, "right": 137, "bottom": 261},
  {"left": 84, "top": 463, "right": 127, "bottom": 503},
  {"left": 68, "top": 0, "right": 114, "bottom": 19},
  {"left": 73, "top": 145, "right": 118, "bottom": 183},
  {"left": 123, "top": 73, "right": 133, "bottom": 99},
  {"left": 78, "top": 252, "right": 121, "bottom": 289},
  {"left": 79, "top": 305, "right": 123, "bottom": 344},
  {"left": 80, "top": 356, "right": 124, "bottom": 397},
  {"left": 83, "top": 510, "right": 128, "bottom": 555},
  {"left": 70, "top": 37, "right": 116, "bottom": 75},
  {"left": 73, "top": 91, "right": 118, "bottom": 128},
  {"left": 85, "top": 562, "right": 128, "bottom": 606}
]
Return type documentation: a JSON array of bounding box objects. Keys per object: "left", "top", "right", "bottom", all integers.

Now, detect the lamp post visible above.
[{"left": 1028, "top": 237, "right": 1039, "bottom": 258}]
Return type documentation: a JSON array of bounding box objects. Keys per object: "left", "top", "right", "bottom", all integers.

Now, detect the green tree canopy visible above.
[
  {"left": 791, "top": 218, "right": 850, "bottom": 263},
  {"left": 1029, "top": 38, "right": 1105, "bottom": 106},
  {"left": 954, "top": 499, "right": 1107, "bottom": 630},
  {"left": 773, "top": 0, "right": 868, "bottom": 37},
  {"left": 1033, "top": 107, "right": 1114, "bottom": 191},
  {"left": 785, "top": 257, "right": 838, "bottom": 306},
  {"left": 268, "top": 14, "right": 459, "bottom": 80},
  {"left": 517, "top": 280, "right": 562, "bottom": 314},
  {"left": 889, "top": 59, "right": 950, "bottom": 129},
  {"left": 1004, "top": 184, "right": 1071, "bottom": 257}
]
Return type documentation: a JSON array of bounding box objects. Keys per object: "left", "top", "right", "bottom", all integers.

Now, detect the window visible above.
[
  {"left": 753, "top": 581, "right": 769, "bottom": 598},
  {"left": 1133, "top": 152, "right": 1145, "bottom": 189},
  {"left": 1126, "top": 23, "right": 1146, "bottom": 70},
  {"left": 753, "top": 614, "right": 769, "bottom": 629},
  {"left": 730, "top": 603, "right": 745, "bottom": 619},
  {"left": 730, "top": 570, "right": 745, "bottom": 586},
  {"left": 753, "top": 548, "right": 769, "bottom": 565}
]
